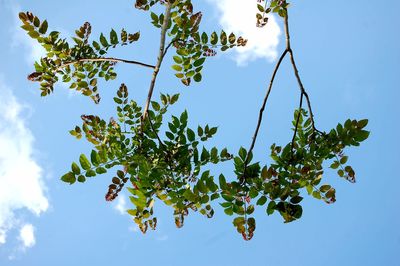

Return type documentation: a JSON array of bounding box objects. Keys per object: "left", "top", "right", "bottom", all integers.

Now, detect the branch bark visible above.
[{"left": 142, "top": 2, "right": 172, "bottom": 120}]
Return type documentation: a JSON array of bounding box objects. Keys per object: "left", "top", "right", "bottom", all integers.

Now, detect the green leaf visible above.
[
  {"left": 71, "top": 162, "right": 81, "bottom": 175},
  {"left": 290, "top": 196, "right": 303, "bottom": 204},
  {"left": 200, "top": 147, "right": 210, "bottom": 161},
  {"left": 130, "top": 196, "right": 147, "bottom": 208},
  {"left": 306, "top": 185, "right": 313, "bottom": 195},
  {"left": 210, "top": 31, "right": 218, "bottom": 45},
  {"left": 219, "top": 174, "right": 228, "bottom": 190},
  {"left": 77, "top": 81, "right": 88, "bottom": 88},
  {"left": 220, "top": 31, "right": 227, "bottom": 45},
  {"left": 28, "top": 31, "right": 39, "bottom": 39},
  {"left": 246, "top": 205, "right": 255, "bottom": 215},
  {"left": 193, "top": 58, "right": 206, "bottom": 67},
  {"left": 90, "top": 150, "right": 100, "bottom": 166},
  {"left": 100, "top": 33, "right": 108, "bottom": 47},
  {"left": 193, "top": 73, "right": 202, "bottom": 82},
  {"left": 33, "top": 16, "right": 40, "bottom": 27},
  {"left": 85, "top": 169, "right": 96, "bottom": 177},
  {"left": 238, "top": 147, "right": 247, "bottom": 161},
  {"left": 267, "top": 201, "right": 276, "bottom": 215},
  {"left": 187, "top": 128, "right": 195, "bottom": 142},
  {"left": 354, "top": 130, "right": 370, "bottom": 142},
  {"left": 172, "top": 65, "right": 182, "bottom": 71},
  {"left": 196, "top": 180, "right": 208, "bottom": 194},
  {"left": 357, "top": 119, "right": 368, "bottom": 129},
  {"left": 79, "top": 154, "right": 91, "bottom": 170},
  {"left": 170, "top": 94, "right": 179, "bottom": 104},
  {"left": 201, "top": 32, "right": 208, "bottom": 44},
  {"left": 38, "top": 20, "right": 48, "bottom": 34},
  {"left": 261, "top": 166, "right": 268, "bottom": 179},
  {"left": 256, "top": 196, "right": 267, "bottom": 206},
  {"left": 330, "top": 161, "right": 340, "bottom": 169},
  {"left": 319, "top": 185, "right": 331, "bottom": 193},
  {"left": 150, "top": 12, "right": 158, "bottom": 23},
  {"left": 228, "top": 33, "right": 236, "bottom": 44},
  {"left": 197, "top": 126, "right": 203, "bottom": 136},
  {"left": 61, "top": 172, "right": 76, "bottom": 185},
  {"left": 166, "top": 131, "right": 174, "bottom": 140},
  {"left": 77, "top": 175, "right": 86, "bottom": 183},
  {"left": 173, "top": 56, "right": 183, "bottom": 64},
  {"left": 224, "top": 207, "right": 233, "bottom": 216},
  {"left": 95, "top": 167, "right": 107, "bottom": 174},
  {"left": 110, "top": 29, "right": 118, "bottom": 45},
  {"left": 340, "top": 156, "right": 348, "bottom": 164},
  {"left": 180, "top": 110, "right": 188, "bottom": 124},
  {"left": 151, "top": 101, "right": 160, "bottom": 111},
  {"left": 183, "top": 189, "right": 197, "bottom": 202}
]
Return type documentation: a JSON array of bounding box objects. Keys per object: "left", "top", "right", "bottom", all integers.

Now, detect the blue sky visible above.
[{"left": 0, "top": 0, "right": 399, "bottom": 265}]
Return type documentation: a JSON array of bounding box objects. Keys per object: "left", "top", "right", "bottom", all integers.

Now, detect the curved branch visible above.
[
  {"left": 244, "top": 49, "right": 288, "bottom": 167},
  {"left": 287, "top": 50, "right": 319, "bottom": 133},
  {"left": 284, "top": 13, "right": 320, "bottom": 133}
]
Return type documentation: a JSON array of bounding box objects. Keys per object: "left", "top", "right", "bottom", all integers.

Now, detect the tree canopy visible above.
[{"left": 19, "top": 0, "right": 369, "bottom": 240}]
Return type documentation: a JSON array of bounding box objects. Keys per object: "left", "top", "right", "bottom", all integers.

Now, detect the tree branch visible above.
[
  {"left": 142, "top": 2, "right": 172, "bottom": 120},
  {"left": 244, "top": 8, "right": 322, "bottom": 179},
  {"left": 56, "top": 57, "right": 155, "bottom": 71},
  {"left": 244, "top": 49, "right": 288, "bottom": 168},
  {"left": 284, "top": 13, "right": 320, "bottom": 134}
]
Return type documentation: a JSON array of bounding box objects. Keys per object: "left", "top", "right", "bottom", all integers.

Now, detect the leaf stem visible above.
[
  {"left": 56, "top": 57, "right": 155, "bottom": 71},
  {"left": 291, "top": 93, "right": 304, "bottom": 154}
]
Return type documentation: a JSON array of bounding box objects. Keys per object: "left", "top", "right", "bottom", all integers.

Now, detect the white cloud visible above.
[
  {"left": 19, "top": 224, "right": 36, "bottom": 248},
  {"left": 0, "top": 77, "right": 49, "bottom": 246},
  {"left": 207, "top": 0, "right": 281, "bottom": 65},
  {"left": 114, "top": 196, "right": 127, "bottom": 215}
]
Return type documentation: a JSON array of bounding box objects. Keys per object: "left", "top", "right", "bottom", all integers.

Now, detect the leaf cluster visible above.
[
  {"left": 20, "top": 12, "right": 140, "bottom": 103},
  {"left": 142, "top": 0, "right": 248, "bottom": 85},
  {"left": 256, "top": 0, "right": 289, "bottom": 27},
  {"left": 64, "top": 84, "right": 232, "bottom": 232}
]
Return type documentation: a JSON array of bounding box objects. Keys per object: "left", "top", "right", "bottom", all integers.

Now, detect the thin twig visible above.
[
  {"left": 287, "top": 50, "right": 320, "bottom": 133},
  {"left": 244, "top": 49, "right": 288, "bottom": 169},
  {"left": 56, "top": 57, "right": 155, "bottom": 71},
  {"left": 146, "top": 115, "right": 166, "bottom": 148},
  {"left": 284, "top": 12, "right": 320, "bottom": 134},
  {"left": 142, "top": 2, "right": 172, "bottom": 120},
  {"left": 163, "top": 40, "right": 175, "bottom": 59}
]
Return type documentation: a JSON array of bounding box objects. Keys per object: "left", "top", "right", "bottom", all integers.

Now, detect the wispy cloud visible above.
[
  {"left": 0, "top": 77, "right": 49, "bottom": 247},
  {"left": 114, "top": 196, "right": 127, "bottom": 215},
  {"left": 19, "top": 224, "right": 36, "bottom": 249},
  {"left": 207, "top": 0, "right": 281, "bottom": 65}
]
